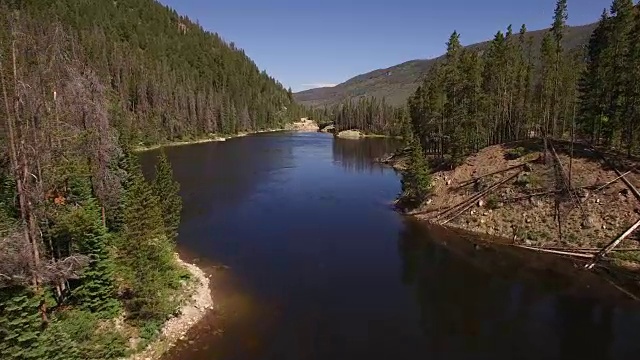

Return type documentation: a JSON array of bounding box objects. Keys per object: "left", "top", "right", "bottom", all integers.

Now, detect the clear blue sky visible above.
[{"left": 159, "top": 0, "right": 610, "bottom": 92}]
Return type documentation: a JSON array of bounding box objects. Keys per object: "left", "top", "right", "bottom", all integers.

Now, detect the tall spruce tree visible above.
[
  {"left": 153, "top": 151, "right": 182, "bottom": 243},
  {"left": 119, "top": 152, "right": 180, "bottom": 322},
  {"left": 399, "top": 108, "right": 432, "bottom": 209}
]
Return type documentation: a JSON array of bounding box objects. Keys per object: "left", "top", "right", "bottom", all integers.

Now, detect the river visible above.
[{"left": 140, "top": 132, "right": 640, "bottom": 360}]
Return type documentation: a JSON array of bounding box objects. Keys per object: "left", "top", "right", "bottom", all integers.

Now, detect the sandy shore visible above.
[{"left": 127, "top": 255, "right": 213, "bottom": 360}]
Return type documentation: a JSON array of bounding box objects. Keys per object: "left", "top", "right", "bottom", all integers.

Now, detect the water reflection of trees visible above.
[
  {"left": 139, "top": 136, "right": 295, "bottom": 218},
  {"left": 331, "top": 137, "right": 400, "bottom": 174},
  {"left": 397, "top": 220, "right": 638, "bottom": 360}
]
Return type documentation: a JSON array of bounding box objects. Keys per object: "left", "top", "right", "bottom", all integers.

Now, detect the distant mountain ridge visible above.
[{"left": 294, "top": 22, "right": 598, "bottom": 107}]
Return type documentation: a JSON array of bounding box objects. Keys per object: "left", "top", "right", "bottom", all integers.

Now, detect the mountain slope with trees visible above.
[
  {"left": 0, "top": 0, "right": 302, "bottom": 358},
  {"left": 294, "top": 23, "right": 597, "bottom": 108}
]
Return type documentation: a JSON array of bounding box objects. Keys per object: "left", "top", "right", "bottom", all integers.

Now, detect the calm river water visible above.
[{"left": 140, "top": 132, "right": 640, "bottom": 360}]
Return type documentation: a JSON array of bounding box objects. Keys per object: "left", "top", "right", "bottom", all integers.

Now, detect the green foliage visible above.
[
  {"left": 48, "top": 197, "right": 119, "bottom": 316},
  {"left": 118, "top": 152, "right": 181, "bottom": 323},
  {"left": 402, "top": 1, "right": 591, "bottom": 164},
  {"left": 506, "top": 147, "right": 526, "bottom": 160},
  {"left": 153, "top": 151, "right": 182, "bottom": 242},
  {"left": 5, "top": 0, "right": 300, "bottom": 144},
  {"left": 49, "top": 310, "right": 128, "bottom": 360},
  {"left": 399, "top": 109, "right": 432, "bottom": 209},
  {"left": 329, "top": 96, "right": 402, "bottom": 136},
  {"left": 0, "top": 289, "right": 43, "bottom": 359},
  {"left": 577, "top": 2, "right": 640, "bottom": 154},
  {"left": 486, "top": 195, "right": 500, "bottom": 210}
]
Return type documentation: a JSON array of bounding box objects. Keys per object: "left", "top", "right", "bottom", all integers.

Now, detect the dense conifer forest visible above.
[
  {"left": 0, "top": 0, "right": 305, "bottom": 358},
  {"left": 392, "top": 0, "right": 640, "bottom": 205}
]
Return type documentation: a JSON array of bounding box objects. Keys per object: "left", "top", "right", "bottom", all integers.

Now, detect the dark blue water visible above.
[{"left": 140, "top": 132, "right": 640, "bottom": 360}]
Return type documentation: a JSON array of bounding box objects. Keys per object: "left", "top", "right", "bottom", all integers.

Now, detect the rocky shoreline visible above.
[{"left": 126, "top": 255, "right": 213, "bottom": 360}]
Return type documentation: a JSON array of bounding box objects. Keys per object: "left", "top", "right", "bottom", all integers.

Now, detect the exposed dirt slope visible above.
[{"left": 413, "top": 141, "right": 640, "bottom": 252}]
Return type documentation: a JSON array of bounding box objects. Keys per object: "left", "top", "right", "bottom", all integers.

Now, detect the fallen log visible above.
[
  {"left": 512, "top": 245, "right": 594, "bottom": 259},
  {"left": 589, "top": 147, "right": 640, "bottom": 203},
  {"left": 436, "top": 176, "right": 509, "bottom": 220},
  {"left": 502, "top": 184, "right": 599, "bottom": 204},
  {"left": 585, "top": 218, "right": 640, "bottom": 270},
  {"left": 442, "top": 171, "right": 522, "bottom": 225},
  {"left": 596, "top": 169, "right": 635, "bottom": 191},
  {"left": 539, "top": 247, "right": 640, "bottom": 253},
  {"left": 457, "top": 163, "right": 528, "bottom": 188}
]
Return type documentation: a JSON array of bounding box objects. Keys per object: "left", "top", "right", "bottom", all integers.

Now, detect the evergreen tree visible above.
[
  {"left": 0, "top": 289, "right": 44, "bottom": 359},
  {"left": 153, "top": 151, "right": 182, "bottom": 243},
  {"left": 119, "top": 152, "right": 180, "bottom": 322},
  {"left": 49, "top": 198, "right": 119, "bottom": 316},
  {"left": 399, "top": 108, "right": 432, "bottom": 209},
  {"left": 579, "top": 9, "right": 613, "bottom": 143}
]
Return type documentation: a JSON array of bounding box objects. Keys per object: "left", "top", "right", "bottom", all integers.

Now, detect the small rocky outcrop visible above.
[
  {"left": 320, "top": 124, "right": 335, "bottom": 133},
  {"left": 336, "top": 129, "right": 364, "bottom": 139}
]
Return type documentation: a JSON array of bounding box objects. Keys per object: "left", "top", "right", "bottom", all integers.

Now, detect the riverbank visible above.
[
  {"left": 133, "top": 129, "right": 287, "bottom": 152},
  {"left": 126, "top": 254, "right": 213, "bottom": 360},
  {"left": 335, "top": 129, "right": 400, "bottom": 140},
  {"left": 386, "top": 139, "right": 640, "bottom": 296}
]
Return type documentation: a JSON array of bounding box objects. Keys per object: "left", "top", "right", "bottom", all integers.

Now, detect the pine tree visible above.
[
  {"left": 0, "top": 289, "right": 43, "bottom": 359},
  {"left": 609, "top": 0, "right": 635, "bottom": 150},
  {"left": 399, "top": 108, "right": 432, "bottom": 209},
  {"left": 627, "top": 4, "right": 640, "bottom": 150},
  {"left": 550, "top": 0, "right": 568, "bottom": 137},
  {"left": 153, "top": 151, "right": 182, "bottom": 242},
  {"left": 49, "top": 198, "right": 119, "bottom": 316},
  {"left": 579, "top": 9, "right": 612, "bottom": 144},
  {"left": 118, "top": 152, "right": 180, "bottom": 322}
]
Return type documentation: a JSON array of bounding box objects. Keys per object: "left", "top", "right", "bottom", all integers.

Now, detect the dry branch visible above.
[
  {"left": 0, "top": 231, "right": 89, "bottom": 288},
  {"left": 585, "top": 219, "right": 640, "bottom": 270},
  {"left": 589, "top": 147, "right": 640, "bottom": 203},
  {"left": 549, "top": 140, "right": 587, "bottom": 219},
  {"left": 596, "top": 169, "right": 635, "bottom": 192},
  {"left": 457, "top": 163, "right": 528, "bottom": 188}
]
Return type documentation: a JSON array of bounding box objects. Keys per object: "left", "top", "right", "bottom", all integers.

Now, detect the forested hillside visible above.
[
  {"left": 0, "top": 0, "right": 301, "bottom": 358},
  {"left": 305, "top": 20, "right": 599, "bottom": 137},
  {"left": 400, "top": 0, "right": 640, "bottom": 207},
  {"left": 3, "top": 0, "right": 303, "bottom": 145},
  {"left": 294, "top": 23, "right": 597, "bottom": 108}
]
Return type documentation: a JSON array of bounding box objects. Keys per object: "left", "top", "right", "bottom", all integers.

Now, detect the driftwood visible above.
[
  {"left": 512, "top": 245, "right": 594, "bottom": 259},
  {"left": 442, "top": 171, "right": 522, "bottom": 224},
  {"left": 585, "top": 218, "right": 640, "bottom": 270},
  {"left": 457, "top": 163, "right": 528, "bottom": 188}
]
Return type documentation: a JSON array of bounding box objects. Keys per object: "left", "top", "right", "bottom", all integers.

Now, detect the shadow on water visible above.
[{"left": 399, "top": 220, "right": 640, "bottom": 360}]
